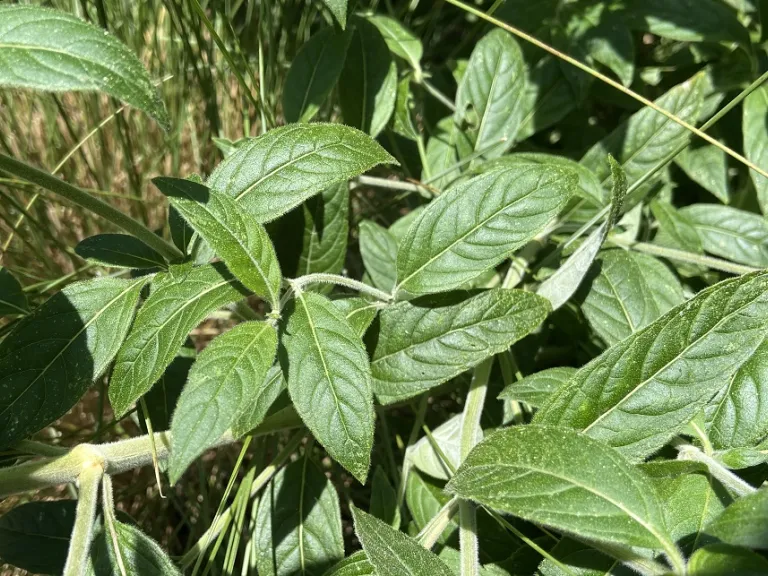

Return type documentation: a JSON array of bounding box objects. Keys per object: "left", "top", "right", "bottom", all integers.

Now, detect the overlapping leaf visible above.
[
  {"left": 499, "top": 367, "right": 576, "bottom": 409},
  {"left": 705, "top": 488, "right": 768, "bottom": 551},
  {"left": 298, "top": 182, "right": 349, "bottom": 278},
  {"left": 744, "top": 85, "right": 768, "bottom": 214},
  {"left": 366, "top": 15, "right": 422, "bottom": 75},
  {"left": 75, "top": 234, "right": 167, "bottom": 270},
  {"left": 359, "top": 220, "right": 398, "bottom": 292},
  {"left": 0, "top": 267, "right": 28, "bottom": 316}
]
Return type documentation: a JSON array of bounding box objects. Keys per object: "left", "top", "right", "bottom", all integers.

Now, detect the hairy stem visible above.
[
  {"left": 290, "top": 274, "right": 393, "bottom": 302},
  {"left": 62, "top": 465, "right": 103, "bottom": 576},
  {"left": 676, "top": 443, "right": 756, "bottom": 498},
  {"left": 0, "top": 153, "right": 184, "bottom": 262},
  {"left": 102, "top": 475, "right": 128, "bottom": 576},
  {"left": 417, "top": 496, "right": 460, "bottom": 549}
]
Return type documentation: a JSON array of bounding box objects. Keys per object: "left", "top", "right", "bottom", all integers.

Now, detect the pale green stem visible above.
[
  {"left": 14, "top": 440, "right": 69, "bottom": 457},
  {"left": 102, "top": 475, "right": 128, "bottom": 576},
  {"left": 290, "top": 274, "right": 393, "bottom": 302},
  {"left": 609, "top": 237, "right": 760, "bottom": 276},
  {"left": 458, "top": 359, "right": 493, "bottom": 576},
  {"left": 62, "top": 465, "right": 103, "bottom": 576},
  {"left": 0, "top": 153, "right": 184, "bottom": 262},
  {"left": 355, "top": 174, "right": 429, "bottom": 194},
  {"left": 676, "top": 443, "right": 756, "bottom": 498},
  {"left": 422, "top": 139, "right": 507, "bottom": 186},
  {"left": 422, "top": 78, "right": 457, "bottom": 112},
  {"left": 416, "top": 496, "right": 460, "bottom": 549}
]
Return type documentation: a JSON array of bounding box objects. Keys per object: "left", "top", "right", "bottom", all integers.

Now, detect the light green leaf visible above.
[
  {"left": 366, "top": 15, "right": 422, "bottom": 75},
  {"left": 651, "top": 200, "right": 703, "bottom": 255},
  {"left": 498, "top": 367, "right": 577, "bottom": 409},
  {"left": 581, "top": 75, "right": 704, "bottom": 191},
  {"left": 395, "top": 165, "right": 576, "bottom": 297},
  {"left": 281, "top": 290, "right": 374, "bottom": 482},
  {"left": 688, "top": 544, "right": 768, "bottom": 576},
  {"left": 340, "top": 18, "right": 397, "bottom": 137},
  {"left": 455, "top": 29, "right": 525, "bottom": 157},
  {"left": 539, "top": 538, "right": 628, "bottom": 576},
  {"left": 706, "top": 337, "right": 768, "bottom": 450},
  {"left": 321, "top": 0, "right": 347, "bottom": 28},
  {"left": 75, "top": 234, "right": 167, "bottom": 270},
  {"left": 446, "top": 425, "right": 674, "bottom": 552},
  {"left": 581, "top": 250, "right": 685, "bottom": 346},
  {"left": 675, "top": 142, "right": 730, "bottom": 204},
  {"left": 371, "top": 466, "right": 400, "bottom": 528},
  {"left": 298, "top": 182, "right": 349, "bottom": 278},
  {"left": 0, "top": 501, "right": 75, "bottom": 575},
  {"left": 283, "top": 27, "right": 350, "bottom": 123},
  {"left": 332, "top": 297, "right": 381, "bottom": 337},
  {"left": 0, "top": 267, "right": 28, "bottom": 316},
  {"left": 705, "top": 488, "right": 768, "bottom": 551},
  {"left": 621, "top": 0, "right": 749, "bottom": 45},
  {"left": 323, "top": 552, "right": 374, "bottom": 576},
  {"left": 409, "top": 414, "right": 463, "bottom": 480},
  {"left": 392, "top": 76, "right": 419, "bottom": 141},
  {"left": 351, "top": 506, "right": 455, "bottom": 576},
  {"left": 359, "top": 220, "right": 399, "bottom": 293},
  {"left": 406, "top": 470, "right": 458, "bottom": 544},
  {"left": 207, "top": 123, "right": 395, "bottom": 223},
  {"left": 572, "top": 5, "right": 634, "bottom": 87},
  {"left": 255, "top": 457, "right": 344, "bottom": 576},
  {"left": 232, "top": 364, "right": 286, "bottom": 438},
  {"left": 744, "top": 85, "right": 768, "bottom": 214},
  {"left": 424, "top": 116, "right": 474, "bottom": 189},
  {"left": 154, "top": 177, "right": 281, "bottom": 307},
  {"left": 681, "top": 204, "right": 768, "bottom": 268},
  {"left": 0, "top": 277, "right": 146, "bottom": 448},
  {"left": 371, "top": 288, "right": 551, "bottom": 404},
  {"left": 0, "top": 5, "right": 169, "bottom": 129},
  {"left": 715, "top": 442, "right": 768, "bottom": 470},
  {"left": 536, "top": 270, "right": 768, "bottom": 461},
  {"left": 90, "top": 519, "right": 181, "bottom": 575},
  {"left": 389, "top": 207, "right": 426, "bottom": 242},
  {"left": 170, "top": 321, "right": 277, "bottom": 483},
  {"left": 109, "top": 263, "right": 246, "bottom": 418}
]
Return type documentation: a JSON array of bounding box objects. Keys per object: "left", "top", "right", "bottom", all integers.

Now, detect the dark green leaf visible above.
[
  {"left": 283, "top": 28, "right": 350, "bottom": 123},
  {"left": 0, "top": 277, "right": 146, "bottom": 448},
  {"left": 207, "top": 124, "right": 395, "bottom": 223},
  {"left": 536, "top": 271, "right": 768, "bottom": 461},
  {"left": 371, "top": 288, "right": 551, "bottom": 404},
  {"left": 91, "top": 519, "right": 181, "bottom": 575},
  {"left": 0, "top": 5, "right": 169, "bottom": 129},
  {"left": 359, "top": 220, "right": 398, "bottom": 293},
  {"left": 298, "top": 182, "right": 349, "bottom": 278},
  {"left": 498, "top": 367, "right": 577, "bottom": 409},
  {"left": 232, "top": 364, "right": 286, "bottom": 438},
  {"left": 168, "top": 206, "right": 193, "bottom": 256},
  {"left": 154, "top": 177, "right": 282, "bottom": 307},
  {"left": 581, "top": 250, "right": 684, "bottom": 346},
  {"left": 396, "top": 165, "right": 576, "bottom": 296},
  {"left": 455, "top": 29, "right": 525, "bottom": 157},
  {"left": 340, "top": 18, "right": 397, "bottom": 137},
  {"left": 371, "top": 466, "right": 400, "bottom": 527},
  {"left": 321, "top": 0, "right": 347, "bottom": 29},
  {"left": 516, "top": 55, "right": 576, "bottom": 142},
  {"left": 424, "top": 116, "right": 474, "bottom": 189},
  {"left": 140, "top": 342, "right": 195, "bottom": 432},
  {"left": 405, "top": 470, "right": 458, "bottom": 544},
  {"left": 75, "top": 234, "right": 167, "bottom": 270},
  {"left": 539, "top": 538, "right": 628, "bottom": 576},
  {"left": 366, "top": 15, "right": 422, "bottom": 75},
  {"left": 744, "top": 85, "right": 768, "bottom": 214},
  {"left": 0, "top": 500, "right": 75, "bottom": 574},
  {"left": 675, "top": 142, "right": 730, "bottom": 204},
  {"left": 280, "top": 291, "right": 374, "bottom": 482},
  {"left": 351, "top": 505, "right": 454, "bottom": 576},
  {"left": 255, "top": 457, "right": 344, "bottom": 576},
  {"left": 332, "top": 297, "right": 381, "bottom": 337},
  {"left": 688, "top": 544, "right": 768, "bottom": 576},
  {"left": 323, "top": 552, "right": 374, "bottom": 576},
  {"left": 392, "top": 76, "right": 419, "bottom": 141},
  {"left": 0, "top": 267, "right": 28, "bottom": 316},
  {"left": 446, "top": 425, "right": 674, "bottom": 551},
  {"left": 170, "top": 321, "right": 277, "bottom": 482},
  {"left": 706, "top": 488, "right": 768, "bottom": 550},
  {"left": 109, "top": 263, "right": 246, "bottom": 418}
]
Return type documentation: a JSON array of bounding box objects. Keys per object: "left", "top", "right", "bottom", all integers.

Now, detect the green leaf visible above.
[
  {"left": 537, "top": 156, "right": 627, "bottom": 310},
  {"left": 351, "top": 505, "right": 455, "bottom": 576},
  {"left": 706, "top": 337, "right": 768, "bottom": 449},
  {"left": 332, "top": 297, "right": 381, "bottom": 337},
  {"left": 581, "top": 250, "right": 685, "bottom": 346},
  {"left": 0, "top": 501, "right": 76, "bottom": 574},
  {"left": 170, "top": 321, "right": 277, "bottom": 483},
  {"left": 409, "top": 414, "right": 463, "bottom": 480},
  {"left": 0, "top": 267, "right": 28, "bottom": 316},
  {"left": 323, "top": 552, "right": 374, "bottom": 576},
  {"left": 232, "top": 364, "right": 286, "bottom": 438},
  {"left": 283, "top": 27, "right": 350, "bottom": 123},
  {"left": 154, "top": 177, "right": 282, "bottom": 307},
  {"left": 75, "top": 234, "right": 168, "bottom": 270},
  {"left": 621, "top": 0, "right": 749, "bottom": 45},
  {"left": 651, "top": 200, "right": 704, "bottom": 254},
  {"left": 371, "top": 466, "right": 400, "bottom": 527},
  {"left": 280, "top": 290, "right": 374, "bottom": 482},
  {"left": 168, "top": 206, "right": 193, "bottom": 256},
  {"left": 392, "top": 76, "right": 419, "bottom": 141},
  {"left": 0, "top": 277, "right": 146, "bottom": 448},
  {"left": 109, "top": 263, "right": 246, "bottom": 418},
  {"left": 298, "top": 182, "right": 349, "bottom": 278},
  {"left": 340, "top": 18, "right": 397, "bottom": 137},
  {"left": 516, "top": 55, "right": 576, "bottom": 142},
  {"left": 359, "top": 220, "right": 399, "bottom": 293},
  {"left": 688, "top": 544, "right": 768, "bottom": 576},
  {"left": 255, "top": 457, "right": 344, "bottom": 576},
  {"left": 675, "top": 142, "right": 730, "bottom": 204},
  {"left": 395, "top": 165, "right": 576, "bottom": 297},
  {"left": 455, "top": 29, "right": 525, "bottom": 157},
  {"left": 90, "top": 519, "right": 181, "bottom": 575},
  {"left": 405, "top": 470, "right": 458, "bottom": 544},
  {"left": 715, "top": 442, "right": 768, "bottom": 469},
  {"left": 581, "top": 76, "right": 704, "bottom": 191},
  {"left": 705, "top": 488, "right": 768, "bottom": 551},
  {"left": 207, "top": 123, "right": 395, "bottom": 223},
  {"left": 446, "top": 425, "right": 674, "bottom": 552},
  {"left": 321, "top": 0, "right": 348, "bottom": 29},
  {"left": 498, "top": 367, "right": 577, "bottom": 409},
  {"left": 681, "top": 204, "right": 768, "bottom": 268},
  {"left": 366, "top": 15, "right": 422, "bottom": 75},
  {"left": 140, "top": 342, "right": 195, "bottom": 432},
  {"left": 424, "top": 116, "right": 474, "bottom": 189},
  {"left": 371, "top": 288, "right": 551, "bottom": 404},
  {"left": 536, "top": 270, "right": 768, "bottom": 461},
  {"left": 539, "top": 538, "right": 628, "bottom": 576},
  {"left": 0, "top": 5, "right": 169, "bottom": 129},
  {"left": 569, "top": 4, "right": 634, "bottom": 87},
  {"left": 744, "top": 85, "right": 768, "bottom": 214}
]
